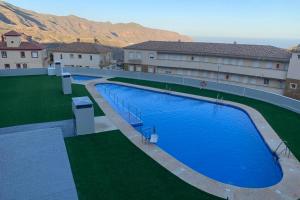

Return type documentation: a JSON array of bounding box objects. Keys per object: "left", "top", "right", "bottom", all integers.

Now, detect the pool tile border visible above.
[{"left": 86, "top": 80, "right": 300, "bottom": 200}]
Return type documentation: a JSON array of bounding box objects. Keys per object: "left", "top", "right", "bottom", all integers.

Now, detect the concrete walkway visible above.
[
  {"left": 0, "top": 116, "right": 117, "bottom": 138},
  {"left": 0, "top": 119, "right": 76, "bottom": 138},
  {"left": 86, "top": 79, "right": 300, "bottom": 200},
  {"left": 94, "top": 116, "right": 117, "bottom": 133},
  {"left": 0, "top": 128, "right": 78, "bottom": 200}
]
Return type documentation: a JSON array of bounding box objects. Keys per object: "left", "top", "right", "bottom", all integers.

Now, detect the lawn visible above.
[
  {"left": 65, "top": 131, "right": 222, "bottom": 200},
  {"left": 109, "top": 77, "right": 300, "bottom": 160},
  {"left": 0, "top": 75, "right": 103, "bottom": 128}
]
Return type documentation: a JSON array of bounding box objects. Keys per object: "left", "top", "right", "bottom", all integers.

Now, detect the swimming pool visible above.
[
  {"left": 72, "top": 75, "right": 100, "bottom": 81},
  {"left": 96, "top": 83, "right": 283, "bottom": 188}
]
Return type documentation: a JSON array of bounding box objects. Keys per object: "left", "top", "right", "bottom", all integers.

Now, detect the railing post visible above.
[{"left": 128, "top": 105, "right": 131, "bottom": 122}]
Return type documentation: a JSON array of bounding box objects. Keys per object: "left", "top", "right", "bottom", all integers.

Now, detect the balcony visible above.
[
  {"left": 127, "top": 59, "right": 142, "bottom": 64},
  {"left": 149, "top": 59, "right": 288, "bottom": 80}
]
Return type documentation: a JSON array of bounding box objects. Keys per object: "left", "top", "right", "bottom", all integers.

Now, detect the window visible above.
[
  {"left": 276, "top": 64, "right": 280, "bottom": 69},
  {"left": 16, "top": 64, "right": 21, "bottom": 68},
  {"left": 223, "top": 58, "right": 229, "bottom": 64},
  {"left": 1, "top": 51, "right": 7, "bottom": 58},
  {"left": 129, "top": 52, "right": 135, "bottom": 59},
  {"left": 60, "top": 54, "right": 63, "bottom": 59},
  {"left": 78, "top": 54, "right": 82, "bottom": 59},
  {"left": 31, "top": 51, "right": 38, "bottom": 58},
  {"left": 90, "top": 55, "right": 93, "bottom": 61},
  {"left": 23, "top": 63, "right": 27, "bottom": 69},
  {"left": 253, "top": 61, "right": 260, "bottom": 68},
  {"left": 267, "top": 62, "right": 272, "bottom": 69},
  {"left": 249, "top": 78, "right": 257, "bottom": 84},
  {"left": 149, "top": 53, "right": 155, "bottom": 59},
  {"left": 290, "top": 83, "right": 298, "bottom": 89},
  {"left": 264, "top": 78, "right": 270, "bottom": 85},
  {"left": 298, "top": 55, "right": 300, "bottom": 59},
  {"left": 136, "top": 52, "right": 142, "bottom": 59},
  {"left": 4, "top": 64, "right": 10, "bottom": 69},
  {"left": 70, "top": 54, "right": 74, "bottom": 59},
  {"left": 20, "top": 52, "right": 25, "bottom": 58}
]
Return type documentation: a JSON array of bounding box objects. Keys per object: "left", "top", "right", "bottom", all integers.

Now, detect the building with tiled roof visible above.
[
  {"left": 47, "top": 42, "right": 112, "bottom": 68},
  {"left": 125, "top": 41, "right": 291, "bottom": 62},
  {"left": 4, "top": 30, "right": 22, "bottom": 37},
  {"left": 124, "top": 41, "right": 300, "bottom": 98},
  {"left": 0, "top": 30, "right": 46, "bottom": 69}
]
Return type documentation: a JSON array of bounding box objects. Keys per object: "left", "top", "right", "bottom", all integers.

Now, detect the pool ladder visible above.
[
  {"left": 273, "top": 141, "right": 291, "bottom": 159},
  {"left": 216, "top": 94, "right": 224, "bottom": 104},
  {"left": 141, "top": 126, "right": 158, "bottom": 144},
  {"left": 165, "top": 84, "right": 172, "bottom": 94},
  {"left": 104, "top": 87, "right": 143, "bottom": 126}
]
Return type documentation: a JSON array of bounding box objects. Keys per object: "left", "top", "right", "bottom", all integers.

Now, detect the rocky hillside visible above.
[{"left": 0, "top": 1, "right": 192, "bottom": 47}]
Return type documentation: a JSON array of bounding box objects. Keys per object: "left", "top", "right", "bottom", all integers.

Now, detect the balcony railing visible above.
[
  {"left": 155, "top": 58, "right": 288, "bottom": 72},
  {"left": 148, "top": 59, "right": 288, "bottom": 80},
  {"left": 127, "top": 59, "right": 142, "bottom": 64}
]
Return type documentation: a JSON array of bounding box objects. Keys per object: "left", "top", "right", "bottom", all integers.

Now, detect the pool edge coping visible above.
[{"left": 86, "top": 79, "right": 300, "bottom": 200}]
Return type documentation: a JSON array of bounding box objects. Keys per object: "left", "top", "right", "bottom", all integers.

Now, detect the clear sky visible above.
[{"left": 4, "top": 0, "right": 300, "bottom": 39}]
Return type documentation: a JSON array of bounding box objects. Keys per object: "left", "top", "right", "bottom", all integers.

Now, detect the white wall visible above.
[
  {"left": 0, "top": 49, "right": 46, "bottom": 69},
  {"left": 124, "top": 49, "right": 157, "bottom": 65},
  {"left": 124, "top": 50, "right": 288, "bottom": 79},
  {"left": 53, "top": 52, "right": 111, "bottom": 68},
  {"left": 124, "top": 49, "right": 289, "bottom": 93},
  {"left": 287, "top": 53, "right": 300, "bottom": 80},
  {"left": 4, "top": 36, "right": 21, "bottom": 48}
]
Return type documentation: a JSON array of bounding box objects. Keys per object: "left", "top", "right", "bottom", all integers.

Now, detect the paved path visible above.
[
  {"left": 94, "top": 116, "right": 117, "bottom": 133},
  {"left": 0, "top": 116, "right": 117, "bottom": 138},
  {"left": 0, "top": 119, "right": 75, "bottom": 137},
  {"left": 0, "top": 128, "right": 78, "bottom": 200}
]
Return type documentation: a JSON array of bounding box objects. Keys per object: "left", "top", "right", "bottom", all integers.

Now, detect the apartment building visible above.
[
  {"left": 0, "top": 31, "right": 46, "bottom": 69},
  {"left": 284, "top": 45, "right": 300, "bottom": 99},
  {"left": 124, "top": 41, "right": 300, "bottom": 98},
  {"left": 48, "top": 42, "right": 112, "bottom": 68}
]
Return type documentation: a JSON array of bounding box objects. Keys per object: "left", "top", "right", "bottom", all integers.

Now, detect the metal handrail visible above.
[
  {"left": 141, "top": 126, "right": 157, "bottom": 144},
  {"left": 215, "top": 94, "right": 224, "bottom": 105},
  {"left": 274, "top": 141, "right": 290, "bottom": 159},
  {"left": 104, "top": 87, "right": 143, "bottom": 124}
]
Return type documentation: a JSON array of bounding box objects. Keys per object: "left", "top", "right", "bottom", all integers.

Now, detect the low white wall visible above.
[
  {"left": 64, "top": 67, "right": 300, "bottom": 114},
  {"left": 1, "top": 67, "right": 300, "bottom": 114},
  {"left": 0, "top": 68, "right": 47, "bottom": 76}
]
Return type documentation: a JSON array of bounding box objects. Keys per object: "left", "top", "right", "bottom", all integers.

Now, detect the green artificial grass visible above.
[
  {"left": 109, "top": 77, "right": 300, "bottom": 160},
  {"left": 0, "top": 75, "right": 103, "bottom": 128},
  {"left": 65, "top": 131, "right": 222, "bottom": 200}
]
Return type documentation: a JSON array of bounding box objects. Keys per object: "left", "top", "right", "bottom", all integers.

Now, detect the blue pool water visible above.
[
  {"left": 72, "top": 75, "right": 100, "bottom": 81},
  {"left": 96, "top": 83, "right": 283, "bottom": 188}
]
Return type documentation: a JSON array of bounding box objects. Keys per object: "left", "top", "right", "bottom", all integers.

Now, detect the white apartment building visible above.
[
  {"left": 48, "top": 42, "right": 112, "bottom": 68},
  {"left": 0, "top": 31, "right": 46, "bottom": 69},
  {"left": 124, "top": 41, "right": 300, "bottom": 99}
]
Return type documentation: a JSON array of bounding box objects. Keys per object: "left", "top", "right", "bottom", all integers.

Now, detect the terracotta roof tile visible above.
[
  {"left": 0, "top": 42, "right": 45, "bottom": 50},
  {"left": 49, "top": 42, "right": 111, "bottom": 54},
  {"left": 125, "top": 41, "right": 292, "bottom": 62},
  {"left": 4, "top": 30, "right": 22, "bottom": 36}
]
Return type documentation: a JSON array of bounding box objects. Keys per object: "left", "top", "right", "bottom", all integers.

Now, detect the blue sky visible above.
[{"left": 5, "top": 0, "right": 300, "bottom": 39}]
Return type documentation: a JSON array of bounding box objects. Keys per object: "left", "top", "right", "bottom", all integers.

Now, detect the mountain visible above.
[{"left": 0, "top": 1, "right": 192, "bottom": 47}]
